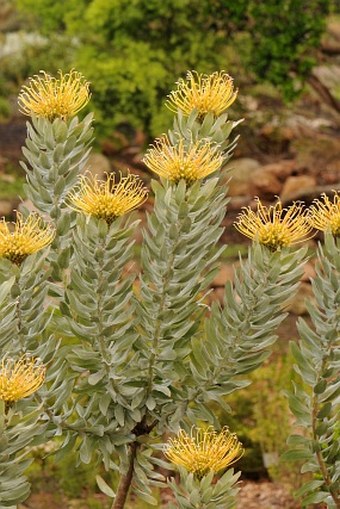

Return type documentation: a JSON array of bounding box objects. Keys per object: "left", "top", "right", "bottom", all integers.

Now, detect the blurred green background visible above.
[{"left": 0, "top": 0, "right": 339, "bottom": 136}]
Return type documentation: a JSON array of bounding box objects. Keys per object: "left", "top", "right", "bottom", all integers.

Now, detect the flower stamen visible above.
[
  {"left": 68, "top": 172, "right": 148, "bottom": 224},
  {"left": 0, "top": 213, "right": 55, "bottom": 265},
  {"left": 0, "top": 355, "right": 45, "bottom": 403},
  {"left": 308, "top": 191, "right": 340, "bottom": 237},
  {"left": 234, "top": 198, "right": 313, "bottom": 251},
  {"left": 143, "top": 136, "right": 223, "bottom": 183},
  {"left": 166, "top": 70, "right": 238, "bottom": 117},
  {"left": 165, "top": 427, "right": 243, "bottom": 478},
  {"left": 18, "top": 69, "right": 91, "bottom": 120}
]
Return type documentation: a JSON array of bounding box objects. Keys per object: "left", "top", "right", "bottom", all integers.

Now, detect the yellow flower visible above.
[
  {"left": 234, "top": 198, "right": 313, "bottom": 251},
  {"left": 0, "top": 213, "right": 55, "bottom": 265},
  {"left": 68, "top": 172, "right": 148, "bottom": 224},
  {"left": 18, "top": 69, "right": 90, "bottom": 120},
  {"left": 165, "top": 427, "right": 243, "bottom": 478},
  {"left": 0, "top": 355, "right": 45, "bottom": 403},
  {"left": 308, "top": 192, "right": 340, "bottom": 236},
  {"left": 143, "top": 136, "right": 223, "bottom": 183},
  {"left": 166, "top": 70, "right": 238, "bottom": 117}
]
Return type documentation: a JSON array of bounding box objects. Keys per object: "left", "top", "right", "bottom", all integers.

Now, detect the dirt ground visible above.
[
  {"left": 21, "top": 480, "right": 305, "bottom": 509},
  {"left": 237, "top": 480, "right": 299, "bottom": 509}
]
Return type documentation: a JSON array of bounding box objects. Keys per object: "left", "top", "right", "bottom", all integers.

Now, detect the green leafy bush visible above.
[{"left": 15, "top": 0, "right": 333, "bottom": 135}]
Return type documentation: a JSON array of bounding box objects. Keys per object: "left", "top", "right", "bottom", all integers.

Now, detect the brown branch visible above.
[
  {"left": 112, "top": 441, "right": 139, "bottom": 509},
  {"left": 307, "top": 73, "right": 340, "bottom": 114}
]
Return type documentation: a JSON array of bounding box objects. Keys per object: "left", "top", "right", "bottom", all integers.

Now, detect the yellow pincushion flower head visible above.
[
  {"left": 308, "top": 191, "right": 340, "bottom": 237},
  {"left": 234, "top": 198, "right": 313, "bottom": 251},
  {"left": 166, "top": 70, "right": 238, "bottom": 117},
  {"left": 143, "top": 135, "right": 224, "bottom": 183},
  {"left": 165, "top": 427, "right": 243, "bottom": 479},
  {"left": 68, "top": 172, "right": 148, "bottom": 224},
  {"left": 0, "top": 213, "right": 55, "bottom": 265},
  {"left": 0, "top": 355, "right": 45, "bottom": 403},
  {"left": 18, "top": 69, "right": 90, "bottom": 121}
]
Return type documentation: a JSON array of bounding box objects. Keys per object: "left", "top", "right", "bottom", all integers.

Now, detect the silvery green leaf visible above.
[{"left": 96, "top": 475, "right": 115, "bottom": 498}]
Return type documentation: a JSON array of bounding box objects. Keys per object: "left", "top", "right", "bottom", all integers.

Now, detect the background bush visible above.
[{"left": 10, "top": 0, "right": 335, "bottom": 136}]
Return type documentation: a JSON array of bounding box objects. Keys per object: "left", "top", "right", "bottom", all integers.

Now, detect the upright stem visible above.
[
  {"left": 15, "top": 273, "right": 25, "bottom": 352},
  {"left": 112, "top": 441, "right": 138, "bottom": 509},
  {"left": 96, "top": 234, "right": 110, "bottom": 366},
  {"left": 144, "top": 201, "right": 180, "bottom": 400},
  {"left": 312, "top": 362, "right": 340, "bottom": 508},
  {"left": 146, "top": 247, "right": 176, "bottom": 397}
]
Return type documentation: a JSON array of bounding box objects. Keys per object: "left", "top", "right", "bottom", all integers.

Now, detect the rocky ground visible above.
[{"left": 237, "top": 481, "right": 299, "bottom": 509}]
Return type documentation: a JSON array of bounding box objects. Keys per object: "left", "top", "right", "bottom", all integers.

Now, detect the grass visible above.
[
  {"left": 0, "top": 177, "right": 25, "bottom": 199},
  {"left": 0, "top": 164, "right": 25, "bottom": 200},
  {"left": 221, "top": 243, "right": 248, "bottom": 260}
]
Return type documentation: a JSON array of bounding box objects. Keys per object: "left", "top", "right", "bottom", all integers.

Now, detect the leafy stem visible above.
[
  {"left": 145, "top": 217, "right": 179, "bottom": 400},
  {"left": 311, "top": 359, "right": 340, "bottom": 507},
  {"left": 146, "top": 250, "right": 177, "bottom": 398},
  {"left": 15, "top": 294, "right": 24, "bottom": 352},
  {"left": 96, "top": 233, "right": 110, "bottom": 368},
  {"left": 111, "top": 441, "right": 139, "bottom": 509}
]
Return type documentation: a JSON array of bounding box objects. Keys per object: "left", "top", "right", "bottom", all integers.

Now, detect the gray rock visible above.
[
  {"left": 83, "top": 153, "right": 111, "bottom": 180},
  {"left": 0, "top": 200, "right": 12, "bottom": 217},
  {"left": 226, "top": 158, "right": 261, "bottom": 197},
  {"left": 280, "top": 175, "right": 317, "bottom": 202}
]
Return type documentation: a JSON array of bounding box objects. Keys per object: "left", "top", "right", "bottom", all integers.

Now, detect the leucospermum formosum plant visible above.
[
  {"left": 0, "top": 67, "right": 330, "bottom": 509},
  {"left": 283, "top": 192, "right": 340, "bottom": 508}
]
